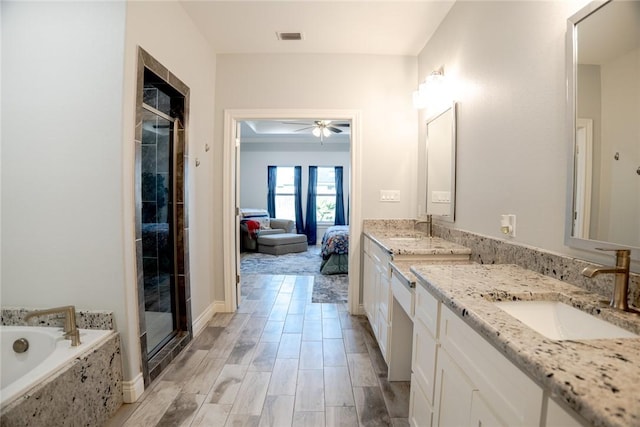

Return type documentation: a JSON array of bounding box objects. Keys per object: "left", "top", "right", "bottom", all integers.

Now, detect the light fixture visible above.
[
  {"left": 412, "top": 67, "right": 450, "bottom": 111},
  {"left": 312, "top": 120, "right": 332, "bottom": 142}
]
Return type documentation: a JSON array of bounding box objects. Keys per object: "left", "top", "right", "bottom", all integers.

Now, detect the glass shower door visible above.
[{"left": 141, "top": 106, "right": 177, "bottom": 356}]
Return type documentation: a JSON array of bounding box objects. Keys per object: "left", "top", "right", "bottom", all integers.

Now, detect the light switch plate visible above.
[{"left": 380, "top": 190, "right": 400, "bottom": 202}]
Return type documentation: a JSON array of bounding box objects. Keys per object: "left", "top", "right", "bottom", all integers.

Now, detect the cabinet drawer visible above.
[
  {"left": 439, "top": 306, "right": 543, "bottom": 426},
  {"left": 412, "top": 314, "right": 438, "bottom": 404},
  {"left": 409, "top": 373, "right": 433, "bottom": 427},
  {"left": 414, "top": 285, "right": 439, "bottom": 337},
  {"left": 391, "top": 272, "right": 413, "bottom": 317}
]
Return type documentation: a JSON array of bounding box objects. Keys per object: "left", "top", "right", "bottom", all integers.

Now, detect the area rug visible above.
[
  {"left": 240, "top": 246, "right": 323, "bottom": 275},
  {"left": 240, "top": 247, "right": 348, "bottom": 303}
]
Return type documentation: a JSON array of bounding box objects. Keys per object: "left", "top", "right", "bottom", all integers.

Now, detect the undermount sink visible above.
[
  {"left": 494, "top": 301, "right": 638, "bottom": 340},
  {"left": 388, "top": 237, "right": 423, "bottom": 242}
]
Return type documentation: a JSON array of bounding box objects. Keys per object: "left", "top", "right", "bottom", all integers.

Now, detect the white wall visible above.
[
  {"left": 122, "top": 1, "right": 217, "bottom": 381},
  {"left": 1, "top": 0, "right": 128, "bottom": 357},
  {"left": 417, "top": 1, "right": 599, "bottom": 260},
  {"left": 215, "top": 54, "right": 418, "bottom": 300},
  {"left": 240, "top": 145, "right": 350, "bottom": 214},
  {"left": 1, "top": 0, "right": 218, "bottom": 388}
]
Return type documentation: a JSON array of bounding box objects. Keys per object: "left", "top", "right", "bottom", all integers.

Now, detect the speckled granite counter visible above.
[
  {"left": 390, "top": 259, "right": 472, "bottom": 288},
  {"left": 410, "top": 263, "right": 640, "bottom": 427},
  {"left": 364, "top": 230, "right": 472, "bottom": 258}
]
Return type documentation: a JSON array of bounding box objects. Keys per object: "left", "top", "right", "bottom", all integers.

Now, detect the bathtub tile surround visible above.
[
  {"left": 1, "top": 307, "right": 114, "bottom": 330},
  {"left": 363, "top": 219, "right": 640, "bottom": 307},
  {"left": 0, "top": 332, "right": 123, "bottom": 426}
]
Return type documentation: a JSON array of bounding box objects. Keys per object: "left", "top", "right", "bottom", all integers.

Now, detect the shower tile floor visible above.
[{"left": 106, "top": 274, "right": 410, "bottom": 427}]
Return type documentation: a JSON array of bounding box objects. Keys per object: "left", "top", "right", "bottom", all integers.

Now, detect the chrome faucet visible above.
[
  {"left": 415, "top": 215, "right": 433, "bottom": 237},
  {"left": 25, "top": 305, "right": 81, "bottom": 346},
  {"left": 582, "top": 249, "right": 634, "bottom": 312}
]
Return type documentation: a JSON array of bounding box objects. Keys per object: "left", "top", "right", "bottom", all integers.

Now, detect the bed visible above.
[{"left": 320, "top": 225, "right": 349, "bottom": 274}]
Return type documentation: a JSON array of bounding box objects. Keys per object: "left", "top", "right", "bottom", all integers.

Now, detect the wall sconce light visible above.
[{"left": 412, "top": 67, "right": 450, "bottom": 111}]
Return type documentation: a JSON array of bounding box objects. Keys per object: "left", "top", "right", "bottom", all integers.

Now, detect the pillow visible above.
[{"left": 257, "top": 217, "right": 271, "bottom": 230}]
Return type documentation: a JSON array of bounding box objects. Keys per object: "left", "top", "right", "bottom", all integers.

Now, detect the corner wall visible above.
[
  {"left": 122, "top": 1, "right": 217, "bottom": 384},
  {"left": 215, "top": 54, "right": 418, "bottom": 301},
  {"left": 1, "top": 0, "right": 129, "bottom": 371},
  {"left": 416, "top": 0, "right": 609, "bottom": 264}
]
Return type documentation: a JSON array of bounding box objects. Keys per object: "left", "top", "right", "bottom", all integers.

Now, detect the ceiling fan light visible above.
[
  {"left": 312, "top": 127, "right": 321, "bottom": 137},
  {"left": 322, "top": 127, "right": 331, "bottom": 137}
]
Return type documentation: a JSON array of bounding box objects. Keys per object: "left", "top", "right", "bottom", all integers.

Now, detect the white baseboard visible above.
[
  {"left": 122, "top": 373, "right": 145, "bottom": 403},
  {"left": 192, "top": 301, "right": 220, "bottom": 338}
]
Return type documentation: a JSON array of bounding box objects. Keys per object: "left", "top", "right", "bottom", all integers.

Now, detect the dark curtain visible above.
[
  {"left": 304, "top": 166, "right": 318, "bottom": 245},
  {"left": 334, "top": 166, "right": 346, "bottom": 225},
  {"left": 267, "top": 166, "right": 277, "bottom": 218},
  {"left": 294, "top": 166, "right": 304, "bottom": 234}
]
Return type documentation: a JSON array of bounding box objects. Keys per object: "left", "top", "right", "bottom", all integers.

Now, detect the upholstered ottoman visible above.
[{"left": 257, "top": 233, "right": 308, "bottom": 255}]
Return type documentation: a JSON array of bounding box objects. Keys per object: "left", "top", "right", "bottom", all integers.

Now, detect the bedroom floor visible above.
[{"left": 106, "top": 274, "right": 410, "bottom": 427}]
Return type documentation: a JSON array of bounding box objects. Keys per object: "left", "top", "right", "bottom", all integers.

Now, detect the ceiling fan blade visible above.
[
  {"left": 295, "top": 126, "right": 314, "bottom": 132},
  {"left": 328, "top": 126, "right": 343, "bottom": 134},
  {"left": 332, "top": 123, "right": 350, "bottom": 127}
]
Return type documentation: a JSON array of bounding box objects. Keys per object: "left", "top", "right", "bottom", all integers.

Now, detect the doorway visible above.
[
  {"left": 135, "top": 48, "right": 192, "bottom": 386},
  {"left": 222, "top": 109, "right": 363, "bottom": 315}
]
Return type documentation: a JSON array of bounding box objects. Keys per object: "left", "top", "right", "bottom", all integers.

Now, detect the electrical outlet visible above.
[
  {"left": 380, "top": 190, "right": 400, "bottom": 202},
  {"left": 500, "top": 214, "right": 516, "bottom": 237}
]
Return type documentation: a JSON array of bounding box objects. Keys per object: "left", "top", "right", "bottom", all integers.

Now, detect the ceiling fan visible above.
[{"left": 285, "top": 120, "right": 350, "bottom": 142}]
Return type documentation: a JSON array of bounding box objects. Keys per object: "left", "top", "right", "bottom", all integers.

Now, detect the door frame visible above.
[{"left": 223, "top": 109, "right": 363, "bottom": 314}]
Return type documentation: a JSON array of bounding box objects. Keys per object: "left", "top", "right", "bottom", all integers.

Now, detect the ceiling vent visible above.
[{"left": 276, "top": 32, "right": 304, "bottom": 41}]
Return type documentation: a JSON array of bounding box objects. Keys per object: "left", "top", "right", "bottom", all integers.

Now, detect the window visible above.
[
  {"left": 316, "top": 167, "right": 336, "bottom": 223},
  {"left": 274, "top": 166, "right": 295, "bottom": 220}
]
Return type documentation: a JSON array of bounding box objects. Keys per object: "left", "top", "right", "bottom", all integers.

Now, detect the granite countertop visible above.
[
  {"left": 390, "top": 260, "right": 472, "bottom": 288},
  {"left": 410, "top": 263, "right": 640, "bottom": 427},
  {"left": 364, "top": 230, "right": 472, "bottom": 257}
]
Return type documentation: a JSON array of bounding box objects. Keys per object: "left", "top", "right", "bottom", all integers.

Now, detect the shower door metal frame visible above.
[{"left": 134, "top": 47, "right": 192, "bottom": 387}]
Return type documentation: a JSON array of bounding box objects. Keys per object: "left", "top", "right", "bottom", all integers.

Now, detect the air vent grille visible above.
[{"left": 276, "top": 32, "right": 304, "bottom": 41}]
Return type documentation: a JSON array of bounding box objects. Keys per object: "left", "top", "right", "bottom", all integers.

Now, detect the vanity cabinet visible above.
[
  {"left": 411, "top": 283, "right": 547, "bottom": 426},
  {"left": 408, "top": 285, "right": 439, "bottom": 425},
  {"left": 362, "top": 235, "right": 392, "bottom": 361},
  {"left": 434, "top": 304, "right": 544, "bottom": 426},
  {"left": 363, "top": 234, "right": 470, "bottom": 377}
]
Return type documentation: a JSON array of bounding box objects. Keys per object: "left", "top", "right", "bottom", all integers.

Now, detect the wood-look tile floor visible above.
[{"left": 106, "top": 275, "right": 410, "bottom": 427}]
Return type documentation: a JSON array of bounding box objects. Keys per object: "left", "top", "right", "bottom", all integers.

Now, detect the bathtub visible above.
[{"left": 0, "top": 326, "right": 114, "bottom": 408}]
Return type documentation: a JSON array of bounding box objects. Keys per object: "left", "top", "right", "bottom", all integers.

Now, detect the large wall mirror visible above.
[
  {"left": 423, "top": 103, "right": 457, "bottom": 222},
  {"left": 565, "top": 0, "right": 640, "bottom": 262}
]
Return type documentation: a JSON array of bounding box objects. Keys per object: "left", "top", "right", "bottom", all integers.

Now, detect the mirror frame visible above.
[
  {"left": 564, "top": 0, "right": 640, "bottom": 262},
  {"left": 425, "top": 102, "right": 457, "bottom": 222}
]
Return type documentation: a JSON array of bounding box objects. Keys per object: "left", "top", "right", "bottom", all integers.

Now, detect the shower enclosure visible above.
[
  {"left": 135, "top": 48, "right": 191, "bottom": 385},
  {"left": 141, "top": 99, "right": 177, "bottom": 355}
]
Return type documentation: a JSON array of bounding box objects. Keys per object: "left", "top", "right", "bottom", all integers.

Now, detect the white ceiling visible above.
[
  {"left": 240, "top": 120, "right": 351, "bottom": 147},
  {"left": 180, "top": 1, "right": 456, "bottom": 56},
  {"left": 181, "top": 1, "right": 455, "bottom": 147}
]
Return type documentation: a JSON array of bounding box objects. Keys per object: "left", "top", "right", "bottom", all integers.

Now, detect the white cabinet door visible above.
[
  {"left": 409, "top": 373, "right": 433, "bottom": 427},
  {"left": 433, "top": 349, "right": 475, "bottom": 427},
  {"left": 439, "top": 305, "right": 543, "bottom": 427},
  {"left": 545, "top": 398, "right": 587, "bottom": 427},
  {"left": 411, "top": 314, "right": 438, "bottom": 405},
  {"left": 362, "top": 249, "right": 376, "bottom": 323},
  {"left": 469, "top": 391, "right": 507, "bottom": 427}
]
